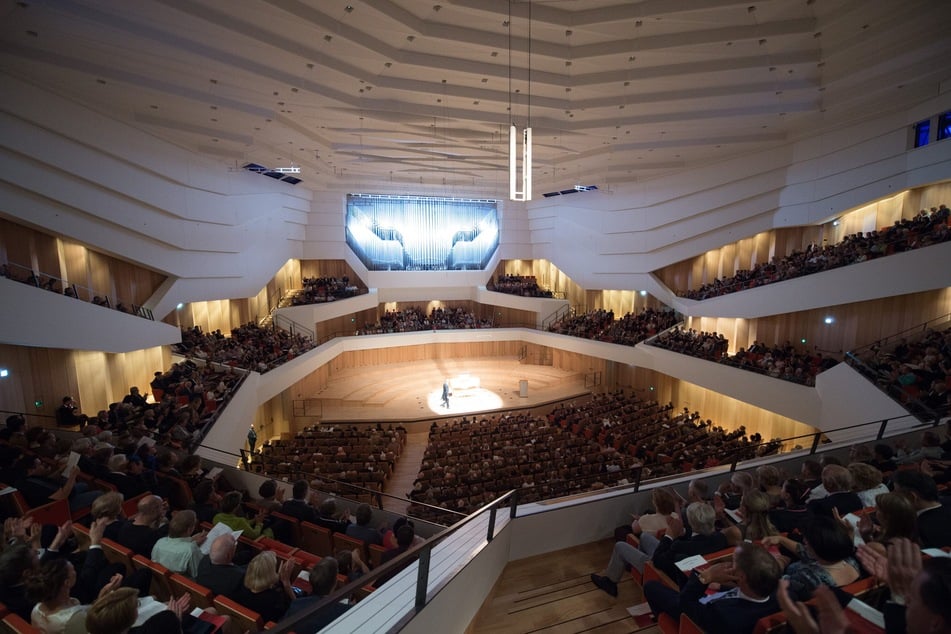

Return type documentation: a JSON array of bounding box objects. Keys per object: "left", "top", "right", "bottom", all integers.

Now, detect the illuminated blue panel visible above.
[{"left": 345, "top": 194, "right": 500, "bottom": 271}]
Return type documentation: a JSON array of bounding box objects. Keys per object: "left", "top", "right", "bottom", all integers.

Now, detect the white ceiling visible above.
[{"left": 2, "top": 0, "right": 949, "bottom": 199}]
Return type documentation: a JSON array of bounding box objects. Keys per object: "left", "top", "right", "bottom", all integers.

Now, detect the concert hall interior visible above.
[{"left": 1, "top": 2, "right": 951, "bottom": 633}]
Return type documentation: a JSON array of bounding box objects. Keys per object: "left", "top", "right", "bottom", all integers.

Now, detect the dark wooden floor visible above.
[{"left": 468, "top": 539, "right": 662, "bottom": 634}]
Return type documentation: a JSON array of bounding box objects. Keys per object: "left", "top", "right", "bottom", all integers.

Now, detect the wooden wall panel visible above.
[
  {"left": 685, "top": 289, "right": 950, "bottom": 356},
  {"left": 299, "top": 260, "right": 365, "bottom": 290},
  {"left": 0, "top": 344, "right": 168, "bottom": 423},
  {"left": 495, "top": 259, "right": 585, "bottom": 308},
  {"left": 656, "top": 184, "right": 945, "bottom": 293}
]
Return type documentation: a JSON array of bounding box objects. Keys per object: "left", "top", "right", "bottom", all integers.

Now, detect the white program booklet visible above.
[
  {"left": 675, "top": 554, "right": 709, "bottom": 572},
  {"left": 200, "top": 522, "right": 243, "bottom": 555}
]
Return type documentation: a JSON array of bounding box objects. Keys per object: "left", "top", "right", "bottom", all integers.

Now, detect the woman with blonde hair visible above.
[
  {"left": 847, "top": 462, "right": 889, "bottom": 508},
  {"left": 90, "top": 491, "right": 125, "bottom": 541},
  {"left": 723, "top": 489, "right": 779, "bottom": 545},
  {"left": 233, "top": 551, "right": 296, "bottom": 623}
]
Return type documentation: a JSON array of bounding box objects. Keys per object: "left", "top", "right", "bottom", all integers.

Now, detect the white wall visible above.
[
  {"left": 523, "top": 91, "right": 951, "bottom": 291},
  {"left": 0, "top": 277, "right": 181, "bottom": 353},
  {"left": 0, "top": 75, "right": 310, "bottom": 320}
]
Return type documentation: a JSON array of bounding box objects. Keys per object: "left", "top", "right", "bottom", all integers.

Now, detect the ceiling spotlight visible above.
[{"left": 824, "top": 316, "right": 834, "bottom": 324}]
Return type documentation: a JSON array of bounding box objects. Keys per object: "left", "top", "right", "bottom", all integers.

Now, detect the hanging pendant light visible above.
[{"left": 508, "top": 1, "right": 532, "bottom": 201}]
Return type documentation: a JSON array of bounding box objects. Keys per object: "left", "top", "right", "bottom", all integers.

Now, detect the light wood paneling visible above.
[
  {"left": 686, "top": 288, "right": 951, "bottom": 356},
  {"left": 0, "top": 343, "right": 168, "bottom": 422},
  {"left": 0, "top": 217, "right": 165, "bottom": 306},
  {"left": 616, "top": 365, "right": 815, "bottom": 444},
  {"left": 493, "top": 258, "right": 586, "bottom": 308},
  {"left": 656, "top": 183, "right": 948, "bottom": 293}
]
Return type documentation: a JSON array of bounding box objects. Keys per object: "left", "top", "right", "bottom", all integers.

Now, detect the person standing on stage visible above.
[
  {"left": 247, "top": 424, "right": 257, "bottom": 454},
  {"left": 441, "top": 380, "right": 450, "bottom": 408}
]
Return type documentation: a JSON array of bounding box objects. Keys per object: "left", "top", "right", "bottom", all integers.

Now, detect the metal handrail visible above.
[
  {"left": 848, "top": 312, "right": 951, "bottom": 356},
  {"left": 1, "top": 260, "right": 155, "bottom": 321},
  {"left": 264, "top": 490, "right": 517, "bottom": 634}
]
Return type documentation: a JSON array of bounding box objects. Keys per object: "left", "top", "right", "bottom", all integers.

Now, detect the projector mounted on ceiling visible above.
[
  {"left": 240, "top": 163, "right": 303, "bottom": 185},
  {"left": 542, "top": 185, "right": 599, "bottom": 198}
]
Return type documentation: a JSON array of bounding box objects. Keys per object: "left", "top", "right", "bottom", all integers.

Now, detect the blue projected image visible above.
[{"left": 345, "top": 195, "right": 500, "bottom": 271}]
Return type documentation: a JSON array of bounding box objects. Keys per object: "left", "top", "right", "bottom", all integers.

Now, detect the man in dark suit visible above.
[
  {"left": 116, "top": 494, "right": 168, "bottom": 557},
  {"left": 196, "top": 533, "right": 246, "bottom": 599},
  {"left": 644, "top": 543, "right": 781, "bottom": 634},
  {"left": 346, "top": 503, "right": 384, "bottom": 546},
  {"left": 650, "top": 502, "right": 731, "bottom": 587},
  {"left": 892, "top": 470, "right": 951, "bottom": 549},
  {"left": 280, "top": 479, "right": 321, "bottom": 523},
  {"left": 807, "top": 465, "right": 863, "bottom": 518}
]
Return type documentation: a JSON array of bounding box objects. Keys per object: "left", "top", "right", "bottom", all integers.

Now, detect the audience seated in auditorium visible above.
[
  {"left": 488, "top": 274, "right": 554, "bottom": 298},
  {"left": 357, "top": 306, "right": 493, "bottom": 334},
  {"left": 678, "top": 204, "right": 951, "bottom": 300},
  {"left": 853, "top": 491, "right": 918, "bottom": 556},
  {"left": 233, "top": 550, "right": 295, "bottom": 624},
  {"left": 346, "top": 504, "right": 384, "bottom": 546},
  {"left": 213, "top": 491, "right": 273, "bottom": 540},
  {"left": 548, "top": 307, "right": 678, "bottom": 347},
  {"left": 643, "top": 542, "right": 781, "bottom": 634},
  {"left": 150, "top": 509, "right": 206, "bottom": 578},
  {"left": 806, "top": 464, "right": 864, "bottom": 518},
  {"left": 850, "top": 323, "right": 951, "bottom": 417},
  {"left": 891, "top": 470, "right": 951, "bottom": 549},
  {"left": 591, "top": 501, "right": 728, "bottom": 596},
  {"left": 118, "top": 494, "right": 169, "bottom": 558},
  {"left": 291, "top": 275, "right": 362, "bottom": 305},
  {"left": 282, "top": 558, "right": 351, "bottom": 632},
  {"left": 196, "top": 534, "right": 245, "bottom": 599},
  {"left": 762, "top": 515, "right": 860, "bottom": 601},
  {"left": 174, "top": 323, "right": 316, "bottom": 373}
]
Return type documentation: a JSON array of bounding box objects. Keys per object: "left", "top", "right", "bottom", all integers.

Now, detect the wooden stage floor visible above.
[{"left": 311, "top": 356, "right": 591, "bottom": 423}]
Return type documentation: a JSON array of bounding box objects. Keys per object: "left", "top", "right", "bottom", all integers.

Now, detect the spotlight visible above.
[
  {"left": 176, "top": 303, "right": 184, "bottom": 310},
  {"left": 824, "top": 316, "right": 834, "bottom": 324}
]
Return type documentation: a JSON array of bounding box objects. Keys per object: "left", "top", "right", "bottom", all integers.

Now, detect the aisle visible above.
[{"left": 381, "top": 430, "right": 430, "bottom": 515}]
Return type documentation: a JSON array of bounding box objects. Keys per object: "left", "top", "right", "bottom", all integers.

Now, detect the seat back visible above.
[
  {"left": 255, "top": 536, "right": 298, "bottom": 556},
  {"left": 1, "top": 612, "right": 42, "bottom": 634},
  {"left": 268, "top": 511, "right": 301, "bottom": 547},
  {"left": 131, "top": 554, "right": 173, "bottom": 601},
  {"left": 332, "top": 532, "right": 367, "bottom": 560},
  {"left": 368, "top": 543, "right": 388, "bottom": 569},
  {"left": 300, "top": 522, "right": 333, "bottom": 557},
  {"left": 24, "top": 498, "right": 71, "bottom": 527},
  {"left": 168, "top": 573, "right": 214, "bottom": 609},
  {"left": 213, "top": 595, "right": 263, "bottom": 634},
  {"left": 679, "top": 613, "right": 705, "bottom": 634}
]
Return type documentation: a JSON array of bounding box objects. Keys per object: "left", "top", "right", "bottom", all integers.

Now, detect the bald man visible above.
[
  {"left": 196, "top": 534, "right": 245, "bottom": 598},
  {"left": 116, "top": 494, "right": 168, "bottom": 557}
]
